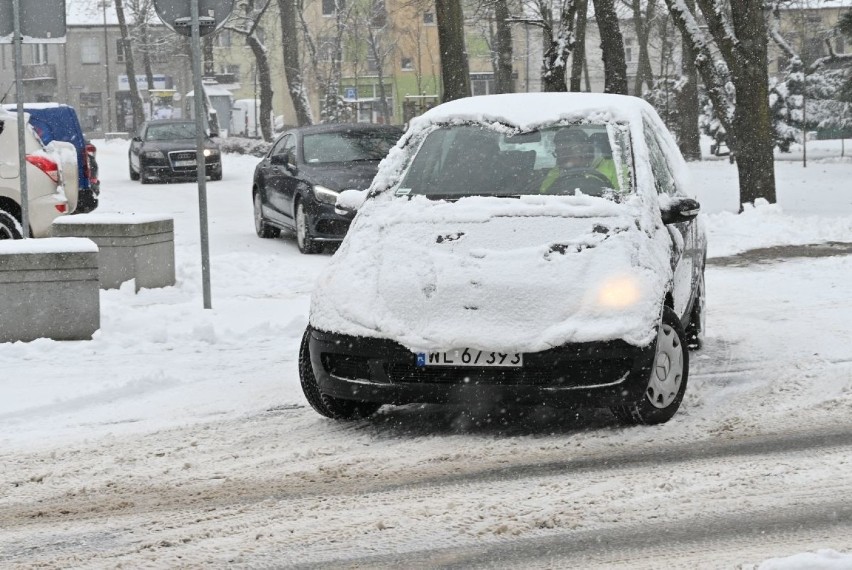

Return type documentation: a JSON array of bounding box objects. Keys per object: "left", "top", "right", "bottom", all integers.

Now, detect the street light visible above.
[{"left": 100, "top": 0, "right": 113, "bottom": 133}]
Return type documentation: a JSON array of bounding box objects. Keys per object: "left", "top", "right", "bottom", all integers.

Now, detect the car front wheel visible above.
[
  {"left": 0, "top": 208, "right": 24, "bottom": 240},
  {"left": 612, "top": 306, "right": 689, "bottom": 425},
  {"left": 129, "top": 160, "right": 139, "bottom": 181},
  {"left": 298, "top": 327, "right": 381, "bottom": 420},
  {"left": 295, "top": 200, "right": 322, "bottom": 254}
]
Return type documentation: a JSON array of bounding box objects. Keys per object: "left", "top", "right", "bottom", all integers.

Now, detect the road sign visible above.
[
  {"left": 153, "top": 0, "right": 234, "bottom": 37},
  {"left": 0, "top": 0, "right": 66, "bottom": 44},
  {"left": 345, "top": 87, "right": 358, "bottom": 100}
]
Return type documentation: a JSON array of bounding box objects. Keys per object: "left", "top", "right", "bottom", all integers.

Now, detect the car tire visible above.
[
  {"left": 612, "top": 306, "right": 689, "bottom": 425},
  {"left": 211, "top": 170, "right": 222, "bottom": 181},
  {"left": 295, "top": 199, "right": 322, "bottom": 254},
  {"left": 129, "top": 161, "right": 140, "bottom": 181},
  {"left": 0, "top": 208, "right": 24, "bottom": 240},
  {"left": 254, "top": 192, "right": 280, "bottom": 239},
  {"left": 685, "top": 272, "right": 705, "bottom": 350},
  {"left": 298, "top": 327, "right": 381, "bottom": 420},
  {"left": 140, "top": 170, "right": 152, "bottom": 184}
]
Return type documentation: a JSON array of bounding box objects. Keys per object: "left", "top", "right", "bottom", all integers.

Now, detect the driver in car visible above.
[{"left": 539, "top": 129, "right": 618, "bottom": 194}]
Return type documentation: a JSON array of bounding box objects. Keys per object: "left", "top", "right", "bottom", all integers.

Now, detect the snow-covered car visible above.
[
  {"left": 300, "top": 93, "right": 707, "bottom": 425},
  {"left": 128, "top": 119, "right": 222, "bottom": 184},
  {"left": 0, "top": 108, "right": 70, "bottom": 238}
]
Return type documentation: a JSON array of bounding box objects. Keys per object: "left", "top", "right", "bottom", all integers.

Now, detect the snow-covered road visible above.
[{"left": 1, "top": 140, "right": 851, "bottom": 567}]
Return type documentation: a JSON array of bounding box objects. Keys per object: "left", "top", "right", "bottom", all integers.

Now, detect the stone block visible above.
[
  {"left": 0, "top": 238, "right": 100, "bottom": 342},
  {"left": 52, "top": 214, "right": 175, "bottom": 292}
]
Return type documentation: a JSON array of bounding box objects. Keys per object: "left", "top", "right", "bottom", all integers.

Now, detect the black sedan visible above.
[
  {"left": 128, "top": 120, "right": 222, "bottom": 184},
  {"left": 251, "top": 123, "right": 403, "bottom": 253}
]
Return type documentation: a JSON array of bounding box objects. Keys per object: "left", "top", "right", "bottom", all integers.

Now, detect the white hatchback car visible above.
[
  {"left": 0, "top": 108, "right": 70, "bottom": 238},
  {"left": 300, "top": 93, "right": 707, "bottom": 426}
]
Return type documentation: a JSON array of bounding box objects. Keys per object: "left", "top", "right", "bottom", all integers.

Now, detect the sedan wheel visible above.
[
  {"left": 254, "top": 192, "right": 280, "bottom": 239},
  {"left": 296, "top": 200, "right": 321, "bottom": 254},
  {"left": 0, "top": 209, "right": 24, "bottom": 240},
  {"left": 611, "top": 306, "right": 689, "bottom": 425},
  {"left": 129, "top": 160, "right": 139, "bottom": 181}
]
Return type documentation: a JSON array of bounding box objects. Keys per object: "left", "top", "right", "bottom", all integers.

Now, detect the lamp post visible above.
[{"left": 101, "top": 0, "right": 113, "bottom": 133}]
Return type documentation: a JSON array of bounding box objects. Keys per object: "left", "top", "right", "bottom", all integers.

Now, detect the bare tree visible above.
[
  {"left": 665, "top": 0, "right": 776, "bottom": 206},
  {"left": 300, "top": 0, "right": 351, "bottom": 122},
  {"left": 279, "top": 0, "right": 315, "bottom": 126},
  {"left": 114, "top": 0, "right": 146, "bottom": 130},
  {"left": 570, "top": 0, "right": 589, "bottom": 91},
  {"left": 513, "top": 0, "right": 578, "bottom": 92},
  {"left": 592, "top": 0, "right": 628, "bottom": 94},
  {"left": 224, "top": 0, "right": 276, "bottom": 140},
  {"left": 436, "top": 0, "right": 472, "bottom": 100},
  {"left": 677, "top": 0, "right": 701, "bottom": 160},
  {"left": 625, "top": 0, "right": 657, "bottom": 94}
]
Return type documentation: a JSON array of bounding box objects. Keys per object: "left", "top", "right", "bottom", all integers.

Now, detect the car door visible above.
[
  {"left": 278, "top": 134, "right": 300, "bottom": 221},
  {"left": 261, "top": 133, "right": 294, "bottom": 225},
  {"left": 643, "top": 120, "right": 697, "bottom": 321}
]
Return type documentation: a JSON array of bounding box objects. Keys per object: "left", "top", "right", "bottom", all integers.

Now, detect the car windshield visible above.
[
  {"left": 398, "top": 123, "right": 633, "bottom": 199},
  {"left": 302, "top": 130, "right": 400, "bottom": 164},
  {"left": 146, "top": 123, "right": 197, "bottom": 141}
]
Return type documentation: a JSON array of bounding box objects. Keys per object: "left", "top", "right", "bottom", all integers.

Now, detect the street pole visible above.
[
  {"left": 12, "top": 0, "right": 30, "bottom": 237},
  {"left": 102, "top": 0, "right": 113, "bottom": 133},
  {"left": 190, "top": 0, "right": 212, "bottom": 309}
]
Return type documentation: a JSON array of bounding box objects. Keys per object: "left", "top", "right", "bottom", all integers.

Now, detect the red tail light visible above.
[
  {"left": 55, "top": 204, "right": 67, "bottom": 213},
  {"left": 85, "top": 143, "right": 97, "bottom": 156},
  {"left": 26, "top": 154, "right": 60, "bottom": 184}
]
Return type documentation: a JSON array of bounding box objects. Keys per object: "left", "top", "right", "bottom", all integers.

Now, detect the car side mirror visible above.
[
  {"left": 660, "top": 197, "right": 700, "bottom": 225},
  {"left": 335, "top": 189, "right": 368, "bottom": 216},
  {"left": 132, "top": 135, "right": 142, "bottom": 142}
]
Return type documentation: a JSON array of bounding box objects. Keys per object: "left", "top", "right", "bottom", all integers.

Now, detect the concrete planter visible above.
[
  {"left": 0, "top": 238, "right": 100, "bottom": 342},
  {"left": 52, "top": 214, "right": 175, "bottom": 292}
]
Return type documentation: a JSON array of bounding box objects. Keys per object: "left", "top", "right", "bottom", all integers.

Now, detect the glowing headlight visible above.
[
  {"left": 596, "top": 275, "right": 642, "bottom": 309},
  {"left": 313, "top": 184, "right": 340, "bottom": 205},
  {"left": 143, "top": 150, "right": 165, "bottom": 159},
  {"left": 203, "top": 148, "right": 219, "bottom": 157}
]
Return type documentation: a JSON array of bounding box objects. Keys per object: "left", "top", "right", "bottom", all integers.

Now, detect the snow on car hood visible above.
[{"left": 310, "top": 194, "right": 673, "bottom": 353}]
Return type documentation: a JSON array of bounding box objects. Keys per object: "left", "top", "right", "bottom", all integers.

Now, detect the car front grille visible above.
[{"left": 168, "top": 151, "right": 197, "bottom": 170}]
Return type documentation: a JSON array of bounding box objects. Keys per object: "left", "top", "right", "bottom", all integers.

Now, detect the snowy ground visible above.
[{"left": 1, "top": 138, "right": 851, "bottom": 568}]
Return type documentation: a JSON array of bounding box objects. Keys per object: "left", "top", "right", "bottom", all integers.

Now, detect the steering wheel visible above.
[{"left": 544, "top": 168, "right": 614, "bottom": 195}]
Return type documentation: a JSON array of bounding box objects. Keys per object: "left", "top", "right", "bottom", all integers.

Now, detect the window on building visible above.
[
  {"left": 79, "top": 92, "right": 103, "bottom": 131},
  {"left": 322, "top": 0, "right": 344, "bottom": 16},
  {"left": 423, "top": 12, "right": 435, "bottom": 24},
  {"left": 367, "top": 50, "right": 378, "bottom": 72},
  {"left": 81, "top": 37, "right": 100, "bottom": 64},
  {"left": 215, "top": 29, "right": 232, "bottom": 47},
  {"left": 318, "top": 36, "right": 336, "bottom": 62},
  {"left": 470, "top": 73, "right": 495, "bottom": 96},
  {"left": 401, "top": 57, "right": 413, "bottom": 70},
  {"left": 219, "top": 64, "right": 241, "bottom": 82},
  {"left": 30, "top": 43, "right": 48, "bottom": 64}
]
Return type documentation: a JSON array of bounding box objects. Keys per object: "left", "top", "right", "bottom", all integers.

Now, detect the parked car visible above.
[
  {"left": 252, "top": 123, "right": 403, "bottom": 253},
  {"left": 128, "top": 119, "right": 222, "bottom": 183},
  {"left": 0, "top": 108, "right": 69, "bottom": 238},
  {"left": 299, "top": 93, "right": 707, "bottom": 425},
  {"left": 4, "top": 103, "right": 100, "bottom": 213}
]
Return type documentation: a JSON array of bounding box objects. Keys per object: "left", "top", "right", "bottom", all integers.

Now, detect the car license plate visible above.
[
  {"left": 416, "top": 349, "right": 523, "bottom": 367},
  {"left": 174, "top": 159, "right": 196, "bottom": 167}
]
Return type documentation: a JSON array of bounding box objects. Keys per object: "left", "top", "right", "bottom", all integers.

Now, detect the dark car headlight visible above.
[{"left": 313, "top": 184, "right": 339, "bottom": 205}]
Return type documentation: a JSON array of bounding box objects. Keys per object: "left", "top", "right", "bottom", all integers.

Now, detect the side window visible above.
[
  {"left": 283, "top": 136, "right": 296, "bottom": 163},
  {"left": 270, "top": 135, "right": 289, "bottom": 157},
  {"left": 643, "top": 120, "right": 676, "bottom": 196}
]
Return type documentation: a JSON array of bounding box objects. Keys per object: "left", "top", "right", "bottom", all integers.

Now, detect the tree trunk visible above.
[
  {"left": 677, "top": 0, "right": 701, "bottom": 161},
  {"left": 245, "top": 36, "right": 274, "bottom": 141},
  {"left": 542, "top": 2, "right": 577, "bottom": 92},
  {"left": 114, "top": 0, "right": 145, "bottom": 131},
  {"left": 278, "top": 0, "right": 314, "bottom": 126},
  {"left": 140, "top": 25, "right": 156, "bottom": 91},
  {"left": 592, "top": 0, "right": 628, "bottom": 94},
  {"left": 435, "top": 0, "right": 471, "bottom": 101},
  {"left": 493, "top": 0, "right": 514, "bottom": 93},
  {"left": 728, "top": 0, "right": 776, "bottom": 205},
  {"left": 570, "top": 0, "right": 588, "bottom": 92},
  {"left": 631, "top": 0, "right": 655, "bottom": 95}
]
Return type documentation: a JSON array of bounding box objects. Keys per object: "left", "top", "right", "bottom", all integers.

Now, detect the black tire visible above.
[
  {"left": 295, "top": 199, "right": 322, "bottom": 254},
  {"left": 298, "top": 327, "right": 381, "bottom": 420},
  {"left": 685, "top": 272, "right": 705, "bottom": 351},
  {"left": 253, "top": 191, "right": 280, "bottom": 238},
  {"left": 0, "top": 208, "right": 24, "bottom": 240},
  {"left": 612, "top": 306, "right": 689, "bottom": 425},
  {"left": 211, "top": 170, "right": 222, "bottom": 181},
  {"left": 129, "top": 161, "right": 140, "bottom": 181},
  {"left": 140, "top": 170, "right": 152, "bottom": 184}
]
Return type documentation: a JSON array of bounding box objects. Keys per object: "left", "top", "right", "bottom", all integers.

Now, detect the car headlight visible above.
[
  {"left": 313, "top": 184, "right": 339, "bottom": 205},
  {"left": 143, "top": 150, "right": 165, "bottom": 159},
  {"left": 596, "top": 274, "right": 642, "bottom": 309},
  {"left": 203, "top": 148, "right": 219, "bottom": 158}
]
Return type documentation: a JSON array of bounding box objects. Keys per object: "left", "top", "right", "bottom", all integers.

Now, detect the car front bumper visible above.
[
  {"left": 308, "top": 328, "right": 657, "bottom": 408},
  {"left": 304, "top": 201, "right": 353, "bottom": 242},
  {"left": 142, "top": 160, "right": 222, "bottom": 180}
]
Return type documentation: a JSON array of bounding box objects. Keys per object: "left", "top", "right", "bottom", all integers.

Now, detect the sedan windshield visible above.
[
  {"left": 146, "top": 122, "right": 197, "bottom": 141},
  {"left": 302, "top": 130, "right": 400, "bottom": 164},
  {"left": 399, "top": 124, "right": 633, "bottom": 198}
]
